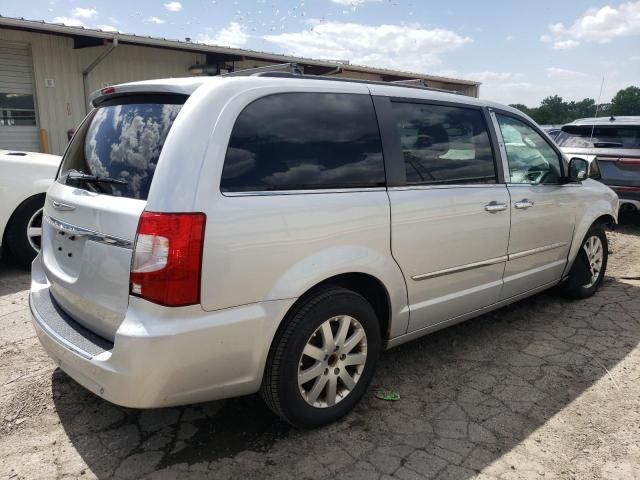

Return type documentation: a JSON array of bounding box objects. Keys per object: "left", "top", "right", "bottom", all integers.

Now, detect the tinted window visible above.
[
  {"left": 390, "top": 102, "right": 496, "bottom": 185},
  {"left": 221, "top": 93, "right": 384, "bottom": 192},
  {"left": 496, "top": 114, "right": 562, "bottom": 184},
  {"left": 556, "top": 125, "right": 640, "bottom": 149},
  {"left": 58, "top": 94, "right": 185, "bottom": 200}
]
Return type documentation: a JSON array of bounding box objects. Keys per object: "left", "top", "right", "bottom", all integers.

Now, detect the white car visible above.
[{"left": 0, "top": 150, "right": 61, "bottom": 265}]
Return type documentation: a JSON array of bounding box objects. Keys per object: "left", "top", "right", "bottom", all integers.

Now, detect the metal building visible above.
[{"left": 0, "top": 16, "right": 481, "bottom": 155}]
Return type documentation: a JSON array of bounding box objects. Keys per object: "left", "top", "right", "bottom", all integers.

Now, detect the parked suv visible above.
[
  {"left": 30, "top": 74, "right": 618, "bottom": 428},
  {"left": 556, "top": 116, "right": 640, "bottom": 213}
]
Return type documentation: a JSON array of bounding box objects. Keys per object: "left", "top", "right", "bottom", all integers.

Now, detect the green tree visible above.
[
  {"left": 536, "top": 95, "right": 569, "bottom": 124},
  {"left": 610, "top": 86, "right": 640, "bottom": 115},
  {"left": 509, "top": 103, "right": 536, "bottom": 118}
]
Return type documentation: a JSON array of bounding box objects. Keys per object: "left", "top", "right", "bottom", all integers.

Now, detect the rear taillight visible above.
[{"left": 130, "top": 212, "right": 206, "bottom": 307}]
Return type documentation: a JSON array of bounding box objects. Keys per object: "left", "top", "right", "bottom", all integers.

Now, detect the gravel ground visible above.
[{"left": 1, "top": 217, "right": 639, "bottom": 480}]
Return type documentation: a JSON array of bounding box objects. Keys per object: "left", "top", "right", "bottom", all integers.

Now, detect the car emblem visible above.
[{"left": 51, "top": 200, "right": 76, "bottom": 211}]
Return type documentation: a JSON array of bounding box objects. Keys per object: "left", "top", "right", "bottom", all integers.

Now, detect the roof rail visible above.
[
  {"left": 222, "top": 62, "right": 304, "bottom": 77},
  {"left": 220, "top": 62, "right": 463, "bottom": 95}
]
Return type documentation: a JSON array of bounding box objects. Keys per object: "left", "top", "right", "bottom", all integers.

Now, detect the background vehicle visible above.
[
  {"left": 540, "top": 125, "right": 562, "bottom": 141},
  {"left": 0, "top": 150, "right": 61, "bottom": 265},
  {"left": 556, "top": 116, "right": 640, "bottom": 213},
  {"left": 30, "top": 74, "right": 618, "bottom": 428}
]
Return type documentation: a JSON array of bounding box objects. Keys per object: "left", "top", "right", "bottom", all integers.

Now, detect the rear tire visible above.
[
  {"left": 558, "top": 223, "right": 608, "bottom": 300},
  {"left": 5, "top": 195, "right": 45, "bottom": 266},
  {"left": 260, "top": 286, "right": 381, "bottom": 428}
]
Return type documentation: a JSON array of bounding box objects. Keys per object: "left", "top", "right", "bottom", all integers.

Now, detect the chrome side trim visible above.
[
  {"left": 412, "top": 255, "right": 508, "bottom": 281},
  {"left": 508, "top": 242, "right": 567, "bottom": 261},
  {"left": 44, "top": 214, "right": 133, "bottom": 249},
  {"left": 411, "top": 242, "right": 569, "bottom": 282}
]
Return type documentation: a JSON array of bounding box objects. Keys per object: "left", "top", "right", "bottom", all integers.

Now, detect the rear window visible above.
[
  {"left": 58, "top": 94, "right": 186, "bottom": 200},
  {"left": 556, "top": 125, "right": 640, "bottom": 149},
  {"left": 220, "top": 93, "right": 385, "bottom": 192}
]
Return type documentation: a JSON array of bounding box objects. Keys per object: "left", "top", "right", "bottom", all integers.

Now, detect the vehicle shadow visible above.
[
  {"left": 618, "top": 211, "right": 640, "bottom": 232},
  {"left": 52, "top": 276, "right": 640, "bottom": 479},
  {"left": 0, "top": 255, "right": 30, "bottom": 296}
]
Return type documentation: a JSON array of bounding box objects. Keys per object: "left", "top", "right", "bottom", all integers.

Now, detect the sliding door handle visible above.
[
  {"left": 484, "top": 201, "right": 507, "bottom": 213},
  {"left": 514, "top": 199, "right": 535, "bottom": 209}
]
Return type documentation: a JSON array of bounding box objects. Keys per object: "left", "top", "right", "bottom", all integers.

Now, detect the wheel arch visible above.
[{"left": 563, "top": 209, "right": 615, "bottom": 277}]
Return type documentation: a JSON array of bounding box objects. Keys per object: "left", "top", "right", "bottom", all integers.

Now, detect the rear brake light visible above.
[
  {"left": 130, "top": 212, "right": 206, "bottom": 307},
  {"left": 101, "top": 86, "right": 116, "bottom": 95}
]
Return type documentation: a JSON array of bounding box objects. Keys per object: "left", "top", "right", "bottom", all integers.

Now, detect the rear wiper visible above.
[
  {"left": 593, "top": 141, "right": 624, "bottom": 148},
  {"left": 62, "top": 170, "right": 128, "bottom": 185}
]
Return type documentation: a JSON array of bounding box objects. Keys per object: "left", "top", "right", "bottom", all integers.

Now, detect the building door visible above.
[{"left": 0, "top": 40, "right": 40, "bottom": 152}]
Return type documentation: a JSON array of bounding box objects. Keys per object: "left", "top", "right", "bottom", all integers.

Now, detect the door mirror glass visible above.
[{"left": 568, "top": 157, "right": 589, "bottom": 182}]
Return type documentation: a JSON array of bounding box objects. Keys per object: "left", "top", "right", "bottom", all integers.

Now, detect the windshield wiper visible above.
[{"left": 62, "top": 170, "right": 128, "bottom": 185}]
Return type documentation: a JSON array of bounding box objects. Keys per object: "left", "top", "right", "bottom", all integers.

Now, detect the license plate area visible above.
[{"left": 52, "top": 228, "right": 87, "bottom": 277}]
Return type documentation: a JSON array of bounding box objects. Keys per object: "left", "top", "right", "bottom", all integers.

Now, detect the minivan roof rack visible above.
[
  {"left": 221, "top": 62, "right": 462, "bottom": 95},
  {"left": 222, "top": 62, "right": 304, "bottom": 76}
]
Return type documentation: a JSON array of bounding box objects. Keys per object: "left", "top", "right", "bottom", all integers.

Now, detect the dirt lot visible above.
[{"left": 1, "top": 218, "right": 639, "bottom": 480}]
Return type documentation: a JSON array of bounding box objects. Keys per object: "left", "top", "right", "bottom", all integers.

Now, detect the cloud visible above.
[
  {"left": 53, "top": 16, "right": 86, "bottom": 27},
  {"left": 198, "top": 22, "right": 249, "bottom": 48},
  {"left": 97, "top": 24, "right": 118, "bottom": 32},
  {"left": 546, "top": 67, "right": 587, "bottom": 80},
  {"left": 464, "top": 71, "right": 524, "bottom": 82},
  {"left": 164, "top": 1, "right": 183, "bottom": 12},
  {"left": 264, "top": 21, "right": 471, "bottom": 73},
  {"left": 145, "top": 16, "right": 165, "bottom": 24},
  {"left": 551, "top": 39, "right": 580, "bottom": 50},
  {"left": 71, "top": 7, "right": 97, "bottom": 19},
  {"left": 331, "top": 0, "right": 381, "bottom": 5},
  {"left": 542, "top": 0, "right": 640, "bottom": 47}
]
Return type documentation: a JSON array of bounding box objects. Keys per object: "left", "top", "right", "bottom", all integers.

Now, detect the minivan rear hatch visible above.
[{"left": 42, "top": 93, "right": 186, "bottom": 341}]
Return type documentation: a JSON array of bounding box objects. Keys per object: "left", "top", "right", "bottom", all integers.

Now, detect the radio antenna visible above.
[{"left": 589, "top": 76, "right": 605, "bottom": 143}]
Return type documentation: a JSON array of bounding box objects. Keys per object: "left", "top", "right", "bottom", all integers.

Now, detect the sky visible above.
[{"left": 1, "top": 0, "right": 639, "bottom": 106}]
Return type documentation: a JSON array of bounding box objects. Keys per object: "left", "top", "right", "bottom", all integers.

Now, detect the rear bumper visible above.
[{"left": 30, "top": 254, "right": 295, "bottom": 408}]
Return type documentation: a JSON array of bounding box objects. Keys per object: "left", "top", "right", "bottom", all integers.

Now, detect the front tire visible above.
[
  {"left": 260, "top": 286, "right": 381, "bottom": 428},
  {"left": 559, "top": 223, "right": 608, "bottom": 299},
  {"left": 5, "top": 195, "right": 45, "bottom": 266}
]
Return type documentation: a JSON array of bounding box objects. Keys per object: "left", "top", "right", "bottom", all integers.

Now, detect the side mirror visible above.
[{"left": 568, "top": 157, "right": 589, "bottom": 182}]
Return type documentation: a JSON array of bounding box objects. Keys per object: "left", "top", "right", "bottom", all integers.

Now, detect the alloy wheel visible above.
[
  {"left": 26, "top": 207, "right": 43, "bottom": 253},
  {"left": 297, "top": 315, "right": 368, "bottom": 408},
  {"left": 582, "top": 235, "right": 603, "bottom": 288}
]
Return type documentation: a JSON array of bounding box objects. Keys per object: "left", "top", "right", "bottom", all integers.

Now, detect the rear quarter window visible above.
[
  {"left": 220, "top": 92, "right": 385, "bottom": 192},
  {"left": 58, "top": 94, "right": 186, "bottom": 200}
]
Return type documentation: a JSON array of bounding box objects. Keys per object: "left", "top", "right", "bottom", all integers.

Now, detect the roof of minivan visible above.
[{"left": 89, "top": 75, "right": 526, "bottom": 119}]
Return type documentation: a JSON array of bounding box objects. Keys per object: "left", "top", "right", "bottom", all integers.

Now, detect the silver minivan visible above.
[{"left": 30, "top": 73, "right": 618, "bottom": 427}]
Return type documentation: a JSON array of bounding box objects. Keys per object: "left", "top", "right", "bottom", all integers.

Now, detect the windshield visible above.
[
  {"left": 58, "top": 94, "right": 186, "bottom": 200},
  {"left": 556, "top": 125, "right": 640, "bottom": 149}
]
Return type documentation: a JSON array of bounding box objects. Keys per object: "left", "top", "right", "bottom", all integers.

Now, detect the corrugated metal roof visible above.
[{"left": 0, "top": 15, "right": 481, "bottom": 87}]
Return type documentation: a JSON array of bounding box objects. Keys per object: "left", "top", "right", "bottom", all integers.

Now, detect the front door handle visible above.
[
  {"left": 514, "top": 199, "right": 535, "bottom": 209},
  {"left": 484, "top": 201, "right": 508, "bottom": 213}
]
